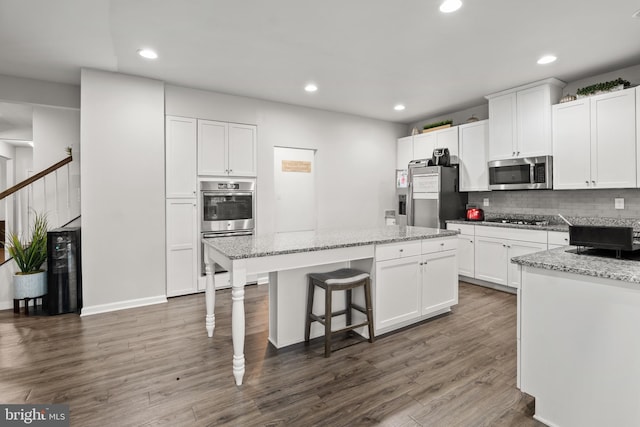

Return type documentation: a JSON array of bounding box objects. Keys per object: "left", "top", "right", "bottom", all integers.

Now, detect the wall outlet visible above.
[
  {"left": 615, "top": 198, "right": 624, "bottom": 209},
  {"left": 483, "top": 198, "right": 489, "bottom": 207}
]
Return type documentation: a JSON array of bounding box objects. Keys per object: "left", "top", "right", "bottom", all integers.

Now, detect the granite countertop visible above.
[
  {"left": 447, "top": 219, "right": 569, "bottom": 232},
  {"left": 203, "top": 225, "right": 457, "bottom": 260},
  {"left": 511, "top": 247, "right": 640, "bottom": 284}
]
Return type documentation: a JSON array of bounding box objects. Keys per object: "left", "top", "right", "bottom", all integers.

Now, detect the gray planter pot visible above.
[{"left": 13, "top": 270, "right": 47, "bottom": 299}]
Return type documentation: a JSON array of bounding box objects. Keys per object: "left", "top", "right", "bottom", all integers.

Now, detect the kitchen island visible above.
[
  {"left": 203, "top": 225, "right": 459, "bottom": 385},
  {"left": 512, "top": 247, "right": 640, "bottom": 426}
]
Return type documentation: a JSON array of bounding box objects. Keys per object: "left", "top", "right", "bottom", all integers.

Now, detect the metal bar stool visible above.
[{"left": 304, "top": 268, "right": 375, "bottom": 357}]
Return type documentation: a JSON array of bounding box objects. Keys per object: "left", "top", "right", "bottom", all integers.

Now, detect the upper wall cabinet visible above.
[
  {"left": 458, "top": 120, "right": 489, "bottom": 191},
  {"left": 397, "top": 136, "right": 414, "bottom": 170},
  {"left": 166, "top": 116, "right": 197, "bottom": 198},
  {"left": 553, "top": 87, "right": 636, "bottom": 189},
  {"left": 198, "top": 120, "right": 257, "bottom": 177},
  {"left": 486, "top": 79, "right": 565, "bottom": 161},
  {"left": 413, "top": 127, "right": 459, "bottom": 163}
]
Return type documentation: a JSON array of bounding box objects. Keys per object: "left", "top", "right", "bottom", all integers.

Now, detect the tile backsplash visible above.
[{"left": 468, "top": 189, "right": 640, "bottom": 219}]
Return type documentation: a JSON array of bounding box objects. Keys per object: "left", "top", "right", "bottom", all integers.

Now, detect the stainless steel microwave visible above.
[{"left": 488, "top": 156, "right": 553, "bottom": 190}]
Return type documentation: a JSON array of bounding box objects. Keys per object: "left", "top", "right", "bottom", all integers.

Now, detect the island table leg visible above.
[
  {"left": 231, "top": 262, "right": 247, "bottom": 386},
  {"left": 204, "top": 247, "right": 215, "bottom": 337}
]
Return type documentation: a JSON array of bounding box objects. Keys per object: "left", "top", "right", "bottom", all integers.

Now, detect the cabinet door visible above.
[
  {"left": 422, "top": 250, "right": 458, "bottom": 315},
  {"left": 590, "top": 89, "right": 636, "bottom": 188},
  {"left": 198, "top": 119, "right": 228, "bottom": 176},
  {"left": 374, "top": 255, "right": 421, "bottom": 332},
  {"left": 457, "top": 235, "right": 475, "bottom": 277},
  {"left": 552, "top": 99, "right": 591, "bottom": 189},
  {"left": 413, "top": 133, "right": 435, "bottom": 160},
  {"left": 506, "top": 241, "right": 547, "bottom": 289},
  {"left": 458, "top": 120, "right": 489, "bottom": 191},
  {"left": 435, "top": 127, "right": 459, "bottom": 163},
  {"left": 166, "top": 116, "right": 197, "bottom": 197},
  {"left": 166, "top": 199, "right": 198, "bottom": 296},
  {"left": 517, "top": 85, "right": 552, "bottom": 157},
  {"left": 397, "top": 136, "right": 414, "bottom": 169},
  {"left": 488, "top": 93, "right": 517, "bottom": 160},
  {"left": 474, "top": 236, "right": 508, "bottom": 286},
  {"left": 228, "top": 123, "right": 257, "bottom": 176}
]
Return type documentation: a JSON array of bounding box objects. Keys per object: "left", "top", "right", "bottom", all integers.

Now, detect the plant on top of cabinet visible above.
[
  {"left": 422, "top": 119, "right": 453, "bottom": 133},
  {"left": 576, "top": 77, "right": 631, "bottom": 98}
]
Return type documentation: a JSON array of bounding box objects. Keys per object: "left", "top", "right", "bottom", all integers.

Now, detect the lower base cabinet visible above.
[
  {"left": 374, "top": 238, "right": 458, "bottom": 334},
  {"left": 166, "top": 199, "right": 198, "bottom": 297}
]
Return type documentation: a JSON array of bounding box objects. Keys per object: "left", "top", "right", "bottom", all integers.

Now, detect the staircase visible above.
[{"left": 0, "top": 153, "right": 80, "bottom": 309}]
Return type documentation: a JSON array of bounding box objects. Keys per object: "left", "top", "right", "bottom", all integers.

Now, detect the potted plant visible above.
[{"left": 7, "top": 212, "right": 48, "bottom": 300}]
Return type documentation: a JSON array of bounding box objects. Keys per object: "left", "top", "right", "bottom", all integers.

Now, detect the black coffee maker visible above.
[{"left": 432, "top": 148, "right": 450, "bottom": 166}]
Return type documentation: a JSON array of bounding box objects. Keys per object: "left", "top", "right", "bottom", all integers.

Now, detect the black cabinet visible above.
[{"left": 47, "top": 227, "right": 82, "bottom": 315}]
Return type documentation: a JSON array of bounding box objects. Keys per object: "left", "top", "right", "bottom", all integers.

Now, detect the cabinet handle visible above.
[
  {"left": 419, "top": 262, "right": 423, "bottom": 266},
  {"left": 516, "top": 151, "right": 520, "bottom": 156},
  {"left": 585, "top": 180, "right": 589, "bottom": 184},
  {"left": 592, "top": 180, "right": 596, "bottom": 185},
  {"left": 399, "top": 249, "right": 404, "bottom": 252},
  {"left": 229, "top": 169, "right": 233, "bottom": 173},
  {"left": 512, "top": 151, "right": 515, "bottom": 157},
  {"left": 470, "top": 240, "right": 473, "bottom": 243}
]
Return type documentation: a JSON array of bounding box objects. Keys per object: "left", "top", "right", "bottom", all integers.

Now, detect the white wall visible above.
[
  {"left": 165, "top": 85, "right": 405, "bottom": 234},
  {"left": 80, "top": 69, "right": 166, "bottom": 314},
  {"left": 32, "top": 106, "right": 81, "bottom": 226},
  {"left": 0, "top": 73, "right": 80, "bottom": 109},
  {"left": 562, "top": 63, "right": 640, "bottom": 97}
]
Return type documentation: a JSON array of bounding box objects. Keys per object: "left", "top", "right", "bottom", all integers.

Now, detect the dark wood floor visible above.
[{"left": 0, "top": 282, "right": 542, "bottom": 426}]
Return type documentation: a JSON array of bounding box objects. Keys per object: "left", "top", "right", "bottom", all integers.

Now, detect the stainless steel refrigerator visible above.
[{"left": 407, "top": 160, "right": 467, "bottom": 228}]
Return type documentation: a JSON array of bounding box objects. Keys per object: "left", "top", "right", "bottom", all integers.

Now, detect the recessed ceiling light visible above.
[
  {"left": 304, "top": 83, "right": 318, "bottom": 92},
  {"left": 537, "top": 55, "right": 557, "bottom": 65},
  {"left": 394, "top": 104, "right": 406, "bottom": 111},
  {"left": 137, "top": 48, "right": 158, "bottom": 59},
  {"left": 440, "top": 0, "right": 462, "bottom": 13}
]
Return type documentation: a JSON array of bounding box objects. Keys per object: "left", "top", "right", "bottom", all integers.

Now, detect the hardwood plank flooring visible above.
[{"left": 0, "top": 282, "right": 543, "bottom": 426}]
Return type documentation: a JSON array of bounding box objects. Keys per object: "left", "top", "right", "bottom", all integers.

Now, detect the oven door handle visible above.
[
  {"left": 202, "top": 231, "right": 253, "bottom": 238},
  {"left": 202, "top": 192, "right": 253, "bottom": 197}
]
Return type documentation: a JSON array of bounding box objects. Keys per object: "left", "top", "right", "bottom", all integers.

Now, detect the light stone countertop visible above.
[
  {"left": 446, "top": 219, "right": 569, "bottom": 232},
  {"left": 511, "top": 247, "right": 640, "bottom": 284},
  {"left": 203, "top": 225, "right": 458, "bottom": 260}
]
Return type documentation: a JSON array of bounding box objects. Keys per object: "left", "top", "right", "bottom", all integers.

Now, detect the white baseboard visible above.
[{"left": 81, "top": 295, "right": 167, "bottom": 316}]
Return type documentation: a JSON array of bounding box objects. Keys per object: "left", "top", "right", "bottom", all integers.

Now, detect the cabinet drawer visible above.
[
  {"left": 422, "top": 237, "right": 457, "bottom": 254},
  {"left": 375, "top": 240, "right": 422, "bottom": 262},
  {"left": 446, "top": 223, "right": 475, "bottom": 236},
  {"left": 474, "top": 225, "right": 547, "bottom": 244},
  {"left": 548, "top": 231, "right": 570, "bottom": 246}
]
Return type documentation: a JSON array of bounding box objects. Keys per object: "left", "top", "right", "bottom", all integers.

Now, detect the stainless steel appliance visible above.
[
  {"left": 200, "top": 180, "right": 255, "bottom": 275},
  {"left": 201, "top": 180, "right": 255, "bottom": 233},
  {"left": 488, "top": 155, "right": 553, "bottom": 190},
  {"left": 47, "top": 227, "right": 82, "bottom": 315},
  {"left": 407, "top": 160, "right": 467, "bottom": 229}
]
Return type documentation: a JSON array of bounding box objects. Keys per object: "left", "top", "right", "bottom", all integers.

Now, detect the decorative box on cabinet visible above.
[
  {"left": 198, "top": 120, "right": 257, "bottom": 177},
  {"left": 553, "top": 88, "right": 636, "bottom": 189},
  {"left": 166, "top": 116, "right": 197, "bottom": 198},
  {"left": 486, "top": 78, "right": 565, "bottom": 161},
  {"left": 458, "top": 120, "right": 489, "bottom": 191}
]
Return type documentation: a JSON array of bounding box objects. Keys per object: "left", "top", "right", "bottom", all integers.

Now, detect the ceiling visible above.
[{"left": 0, "top": 0, "right": 639, "bottom": 124}]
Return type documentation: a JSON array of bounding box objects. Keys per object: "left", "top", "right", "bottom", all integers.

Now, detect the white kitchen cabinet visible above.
[
  {"left": 548, "top": 231, "right": 570, "bottom": 249},
  {"left": 374, "top": 237, "right": 458, "bottom": 333},
  {"left": 166, "top": 116, "right": 197, "bottom": 198},
  {"left": 397, "top": 136, "right": 414, "bottom": 170},
  {"left": 447, "top": 223, "right": 475, "bottom": 277},
  {"left": 413, "top": 127, "right": 459, "bottom": 163},
  {"left": 374, "top": 254, "right": 422, "bottom": 331},
  {"left": 486, "top": 79, "right": 564, "bottom": 161},
  {"left": 458, "top": 120, "right": 489, "bottom": 191},
  {"left": 474, "top": 226, "right": 547, "bottom": 289},
  {"left": 198, "top": 119, "right": 257, "bottom": 177},
  {"left": 421, "top": 249, "right": 458, "bottom": 315},
  {"left": 166, "top": 198, "right": 198, "bottom": 296},
  {"left": 553, "top": 88, "right": 636, "bottom": 189},
  {"left": 552, "top": 98, "right": 591, "bottom": 189}
]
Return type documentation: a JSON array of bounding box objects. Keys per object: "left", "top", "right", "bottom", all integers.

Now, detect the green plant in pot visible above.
[{"left": 7, "top": 212, "right": 48, "bottom": 300}]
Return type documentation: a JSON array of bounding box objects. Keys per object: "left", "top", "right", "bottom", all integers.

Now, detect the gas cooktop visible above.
[{"left": 485, "top": 218, "right": 550, "bottom": 226}]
